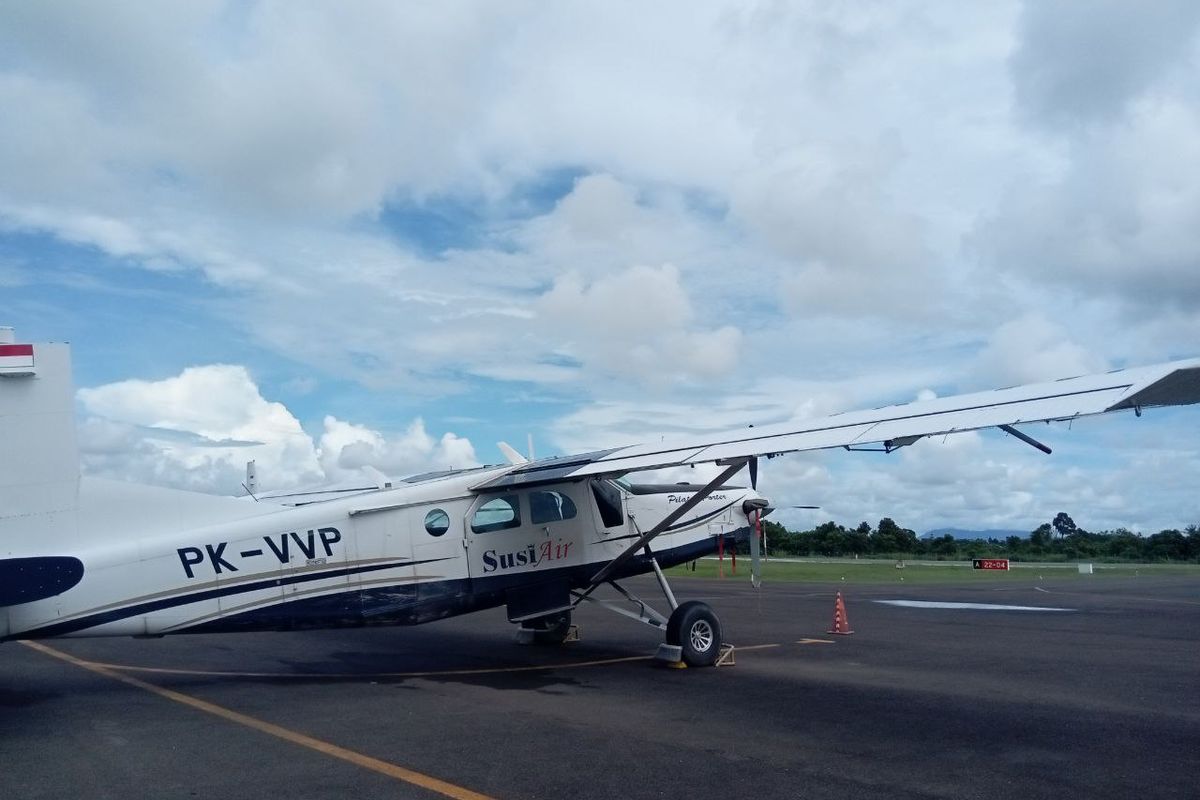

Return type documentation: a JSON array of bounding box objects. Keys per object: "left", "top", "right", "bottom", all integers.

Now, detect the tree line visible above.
[{"left": 761, "top": 512, "right": 1200, "bottom": 562}]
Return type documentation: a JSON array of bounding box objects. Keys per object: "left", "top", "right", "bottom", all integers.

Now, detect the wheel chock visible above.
[{"left": 715, "top": 643, "right": 736, "bottom": 667}]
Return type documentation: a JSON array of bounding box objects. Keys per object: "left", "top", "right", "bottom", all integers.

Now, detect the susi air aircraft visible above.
[{"left": 2, "top": 328, "right": 1199, "bottom": 666}]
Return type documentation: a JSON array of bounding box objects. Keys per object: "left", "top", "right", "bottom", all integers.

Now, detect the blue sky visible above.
[{"left": 3, "top": 1, "right": 1199, "bottom": 533}]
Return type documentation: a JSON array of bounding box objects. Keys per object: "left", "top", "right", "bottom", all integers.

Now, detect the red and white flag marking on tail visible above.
[{"left": 0, "top": 343, "right": 34, "bottom": 369}]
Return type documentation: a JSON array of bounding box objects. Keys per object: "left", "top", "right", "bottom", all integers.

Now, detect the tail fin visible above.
[{"left": 0, "top": 327, "right": 80, "bottom": 549}]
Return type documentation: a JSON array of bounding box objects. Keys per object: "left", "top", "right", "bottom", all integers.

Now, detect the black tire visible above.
[
  {"left": 527, "top": 611, "right": 572, "bottom": 645},
  {"left": 665, "top": 601, "right": 722, "bottom": 667}
]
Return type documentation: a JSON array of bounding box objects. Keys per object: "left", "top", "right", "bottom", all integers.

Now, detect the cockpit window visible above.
[
  {"left": 471, "top": 495, "right": 522, "bottom": 533},
  {"left": 590, "top": 480, "right": 625, "bottom": 528},
  {"left": 529, "top": 490, "right": 577, "bottom": 525}
]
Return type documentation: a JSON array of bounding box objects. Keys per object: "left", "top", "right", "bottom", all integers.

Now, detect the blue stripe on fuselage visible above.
[
  {"left": 147, "top": 531, "right": 745, "bottom": 635},
  {"left": 8, "top": 530, "right": 746, "bottom": 639},
  {"left": 7, "top": 558, "right": 450, "bottom": 640}
]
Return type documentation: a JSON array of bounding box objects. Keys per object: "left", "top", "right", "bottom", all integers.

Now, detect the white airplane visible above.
[{"left": 2, "top": 327, "right": 1198, "bottom": 666}]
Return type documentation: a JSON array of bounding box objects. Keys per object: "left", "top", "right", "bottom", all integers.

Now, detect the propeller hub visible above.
[{"left": 742, "top": 497, "right": 769, "bottom": 515}]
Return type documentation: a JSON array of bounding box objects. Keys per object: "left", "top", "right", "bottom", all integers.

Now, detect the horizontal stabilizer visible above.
[{"left": 0, "top": 556, "right": 84, "bottom": 606}]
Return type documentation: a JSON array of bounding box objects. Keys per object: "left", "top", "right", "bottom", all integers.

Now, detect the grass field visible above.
[{"left": 665, "top": 558, "right": 1200, "bottom": 584}]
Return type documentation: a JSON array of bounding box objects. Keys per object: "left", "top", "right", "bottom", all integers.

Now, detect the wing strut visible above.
[
  {"left": 580, "top": 458, "right": 750, "bottom": 596},
  {"left": 998, "top": 424, "right": 1052, "bottom": 454}
]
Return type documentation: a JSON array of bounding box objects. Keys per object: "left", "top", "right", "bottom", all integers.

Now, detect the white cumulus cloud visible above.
[
  {"left": 538, "top": 263, "right": 742, "bottom": 389},
  {"left": 76, "top": 364, "right": 476, "bottom": 495},
  {"left": 317, "top": 416, "right": 478, "bottom": 483}
]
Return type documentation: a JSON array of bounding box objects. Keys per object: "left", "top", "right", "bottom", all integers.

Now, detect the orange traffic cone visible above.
[{"left": 827, "top": 591, "right": 854, "bottom": 635}]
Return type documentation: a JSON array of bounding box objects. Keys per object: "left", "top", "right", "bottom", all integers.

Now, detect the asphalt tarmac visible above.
[{"left": 2, "top": 574, "right": 1197, "bottom": 800}]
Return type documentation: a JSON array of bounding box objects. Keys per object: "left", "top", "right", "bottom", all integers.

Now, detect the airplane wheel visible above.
[
  {"left": 527, "top": 611, "right": 572, "bottom": 645},
  {"left": 666, "top": 601, "right": 722, "bottom": 667}
]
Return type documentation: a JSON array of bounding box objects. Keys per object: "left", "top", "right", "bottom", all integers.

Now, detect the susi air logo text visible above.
[{"left": 482, "top": 539, "right": 573, "bottom": 573}]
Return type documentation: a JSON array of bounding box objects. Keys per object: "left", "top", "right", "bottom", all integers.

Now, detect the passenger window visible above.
[
  {"left": 424, "top": 508, "right": 450, "bottom": 537},
  {"left": 529, "top": 490, "right": 578, "bottom": 525},
  {"left": 471, "top": 495, "right": 521, "bottom": 533}
]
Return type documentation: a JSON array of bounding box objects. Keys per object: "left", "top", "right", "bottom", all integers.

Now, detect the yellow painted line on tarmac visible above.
[
  {"left": 21, "top": 641, "right": 495, "bottom": 800},
  {"left": 17, "top": 636, "right": 831, "bottom": 681},
  {"left": 729, "top": 643, "right": 780, "bottom": 652},
  {"left": 62, "top": 652, "right": 659, "bottom": 679},
  {"left": 43, "top": 642, "right": 805, "bottom": 680}
]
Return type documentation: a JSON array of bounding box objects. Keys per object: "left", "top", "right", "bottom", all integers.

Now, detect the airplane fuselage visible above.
[{"left": 1, "top": 468, "right": 757, "bottom": 640}]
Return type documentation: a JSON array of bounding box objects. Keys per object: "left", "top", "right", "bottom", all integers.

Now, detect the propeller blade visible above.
[
  {"left": 749, "top": 508, "right": 762, "bottom": 589},
  {"left": 749, "top": 455, "right": 758, "bottom": 490}
]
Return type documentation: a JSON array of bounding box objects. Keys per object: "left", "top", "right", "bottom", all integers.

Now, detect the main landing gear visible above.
[
  {"left": 547, "top": 458, "right": 750, "bottom": 667},
  {"left": 666, "top": 600, "right": 722, "bottom": 667},
  {"left": 571, "top": 546, "right": 726, "bottom": 667}
]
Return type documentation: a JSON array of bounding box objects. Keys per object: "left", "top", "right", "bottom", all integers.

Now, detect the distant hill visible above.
[{"left": 922, "top": 528, "right": 1027, "bottom": 541}]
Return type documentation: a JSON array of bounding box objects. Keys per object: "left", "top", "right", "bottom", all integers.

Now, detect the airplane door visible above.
[
  {"left": 412, "top": 499, "right": 473, "bottom": 621},
  {"left": 465, "top": 487, "right": 587, "bottom": 584},
  {"left": 352, "top": 508, "right": 414, "bottom": 623}
]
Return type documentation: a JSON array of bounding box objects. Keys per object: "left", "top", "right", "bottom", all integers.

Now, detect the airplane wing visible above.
[{"left": 476, "top": 358, "right": 1200, "bottom": 490}]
